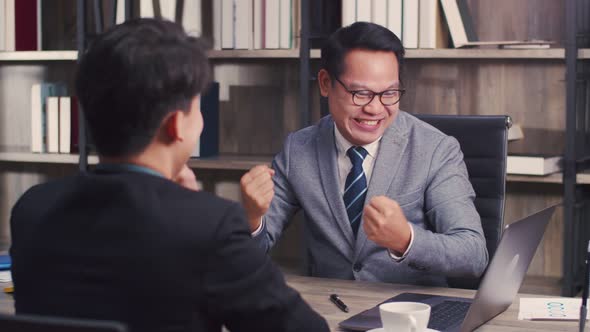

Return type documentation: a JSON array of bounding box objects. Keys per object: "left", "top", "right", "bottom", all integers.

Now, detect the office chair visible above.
[
  {"left": 0, "top": 313, "right": 127, "bottom": 332},
  {"left": 414, "top": 114, "right": 510, "bottom": 290}
]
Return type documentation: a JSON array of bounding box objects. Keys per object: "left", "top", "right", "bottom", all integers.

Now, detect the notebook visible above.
[{"left": 339, "top": 205, "right": 557, "bottom": 332}]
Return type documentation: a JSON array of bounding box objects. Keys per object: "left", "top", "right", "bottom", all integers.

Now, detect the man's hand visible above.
[
  {"left": 174, "top": 164, "right": 200, "bottom": 191},
  {"left": 240, "top": 165, "right": 275, "bottom": 232},
  {"left": 363, "top": 196, "right": 412, "bottom": 255}
]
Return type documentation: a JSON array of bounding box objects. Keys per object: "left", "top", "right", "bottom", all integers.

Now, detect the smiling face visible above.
[{"left": 319, "top": 49, "right": 400, "bottom": 146}]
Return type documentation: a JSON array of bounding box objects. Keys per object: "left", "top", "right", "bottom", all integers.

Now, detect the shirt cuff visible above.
[
  {"left": 388, "top": 224, "right": 414, "bottom": 261},
  {"left": 251, "top": 218, "right": 265, "bottom": 237}
]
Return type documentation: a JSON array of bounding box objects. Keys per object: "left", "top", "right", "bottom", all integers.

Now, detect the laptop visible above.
[{"left": 339, "top": 205, "right": 557, "bottom": 332}]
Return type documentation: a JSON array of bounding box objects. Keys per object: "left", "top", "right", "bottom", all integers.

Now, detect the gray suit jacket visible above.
[{"left": 254, "top": 111, "right": 488, "bottom": 286}]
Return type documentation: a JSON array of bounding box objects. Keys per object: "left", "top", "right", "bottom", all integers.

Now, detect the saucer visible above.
[{"left": 366, "top": 328, "right": 439, "bottom": 332}]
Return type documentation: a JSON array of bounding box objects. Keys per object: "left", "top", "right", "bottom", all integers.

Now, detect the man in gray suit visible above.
[{"left": 241, "top": 22, "right": 488, "bottom": 286}]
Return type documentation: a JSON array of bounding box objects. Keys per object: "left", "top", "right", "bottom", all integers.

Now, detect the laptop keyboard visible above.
[{"left": 427, "top": 300, "right": 471, "bottom": 331}]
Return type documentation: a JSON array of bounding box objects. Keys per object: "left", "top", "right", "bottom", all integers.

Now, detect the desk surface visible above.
[
  {"left": 0, "top": 275, "right": 584, "bottom": 331},
  {"left": 284, "top": 274, "right": 583, "bottom": 332}
]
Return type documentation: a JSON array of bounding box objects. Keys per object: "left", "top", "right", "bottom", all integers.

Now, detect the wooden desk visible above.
[
  {"left": 0, "top": 276, "right": 583, "bottom": 331},
  {"left": 284, "top": 274, "right": 583, "bottom": 331}
]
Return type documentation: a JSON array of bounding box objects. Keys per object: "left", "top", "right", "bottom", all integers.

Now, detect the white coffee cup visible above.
[{"left": 379, "top": 302, "right": 431, "bottom": 332}]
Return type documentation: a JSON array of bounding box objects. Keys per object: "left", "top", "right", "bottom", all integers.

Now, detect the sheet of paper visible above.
[
  {"left": 519, "top": 297, "right": 582, "bottom": 321},
  {"left": 0, "top": 270, "right": 11, "bottom": 283}
]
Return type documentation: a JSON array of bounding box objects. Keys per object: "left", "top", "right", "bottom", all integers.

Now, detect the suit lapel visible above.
[
  {"left": 317, "top": 120, "right": 355, "bottom": 249},
  {"left": 354, "top": 113, "right": 409, "bottom": 260}
]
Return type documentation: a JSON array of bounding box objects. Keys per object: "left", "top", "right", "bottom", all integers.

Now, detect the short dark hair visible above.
[
  {"left": 320, "top": 22, "right": 404, "bottom": 81},
  {"left": 76, "top": 18, "right": 211, "bottom": 157}
]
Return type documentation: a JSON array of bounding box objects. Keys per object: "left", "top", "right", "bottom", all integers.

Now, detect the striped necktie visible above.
[{"left": 343, "top": 146, "right": 368, "bottom": 236}]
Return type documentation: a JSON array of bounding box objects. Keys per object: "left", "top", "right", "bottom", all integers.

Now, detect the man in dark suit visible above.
[{"left": 9, "top": 18, "right": 328, "bottom": 332}]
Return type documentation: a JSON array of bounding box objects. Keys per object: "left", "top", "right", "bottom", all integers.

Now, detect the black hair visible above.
[
  {"left": 320, "top": 22, "right": 404, "bottom": 81},
  {"left": 76, "top": 18, "right": 211, "bottom": 157}
]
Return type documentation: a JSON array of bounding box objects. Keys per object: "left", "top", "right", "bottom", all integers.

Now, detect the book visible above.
[
  {"left": 70, "top": 96, "right": 80, "bottom": 153},
  {"left": 59, "top": 96, "right": 71, "bottom": 153},
  {"left": 508, "top": 123, "right": 524, "bottom": 142},
  {"left": 440, "top": 0, "right": 553, "bottom": 48},
  {"left": 116, "top": 0, "right": 126, "bottom": 24},
  {"left": 386, "top": 0, "right": 402, "bottom": 40},
  {"left": 264, "top": 0, "right": 280, "bottom": 48},
  {"left": 341, "top": 0, "right": 355, "bottom": 27},
  {"left": 192, "top": 82, "right": 220, "bottom": 157},
  {"left": 506, "top": 154, "right": 562, "bottom": 176},
  {"left": 4, "top": 0, "right": 15, "bottom": 51},
  {"left": 46, "top": 96, "right": 60, "bottom": 153},
  {"left": 418, "top": 0, "right": 449, "bottom": 48},
  {"left": 0, "top": 0, "right": 5, "bottom": 50},
  {"left": 0, "top": 255, "right": 10, "bottom": 271},
  {"left": 14, "top": 0, "right": 39, "bottom": 51},
  {"left": 356, "top": 0, "right": 371, "bottom": 22},
  {"left": 181, "top": 0, "right": 203, "bottom": 37},
  {"left": 220, "top": 0, "right": 234, "bottom": 49},
  {"left": 279, "top": 0, "right": 291, "bottom": 48},
  {"left": 212, "top": 0, "right": 222, "bottom": 49},
  {"left": 253, "top": 0, "right": 264, "bottom": 48},
  {"left": 518, "top": 297, "right": 581, "bottom": 321},
  {"left": 158, "top": 0, "right": 177, "bottom": 21},
  {"left": 402, "top": 0, "right": 419, "bottom": 48},
  {"left": 235, "top": 0, "right": 253, "bottom": 49},
  {"left": 371, "top": 0, "right": 387, "bottom": 27},
  {"left": 31, "top": 82, "right": 65, "bottom": 153},
  {"left": 500, "top": 43, "right": 552, "bottom": 49},
  {"left": 140, "top": 0, "right": 155, "bottom": 17}
]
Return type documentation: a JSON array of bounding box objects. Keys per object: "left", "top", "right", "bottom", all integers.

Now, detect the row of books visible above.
[
  {"left": 30, "top": 81, "right": 221, "bottom": 158},
  {"left": 342, "top": 0, "right": 448, "bottom": 49},
  {"left": 342, "top": 0, "right": 553, "bottom": 50},
  {"left": 213, "top": 0, "right": 298, "bottom": 50},
  {"left": 30, "top": 83, "right": 78, "bottom": 154}
]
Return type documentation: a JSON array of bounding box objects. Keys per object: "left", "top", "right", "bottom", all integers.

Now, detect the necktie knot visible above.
[{"left": 347, "top": 146, "right": 368, "bottom": 168}]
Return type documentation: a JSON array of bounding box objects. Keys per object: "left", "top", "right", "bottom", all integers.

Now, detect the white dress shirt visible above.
[{"left": 333, "top": 126, "right": 414, "bottom": 261}]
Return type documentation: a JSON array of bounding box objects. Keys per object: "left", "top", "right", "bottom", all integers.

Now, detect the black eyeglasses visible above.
[{"left": 334, "top": 77, "right": 405, "bottom": 107}]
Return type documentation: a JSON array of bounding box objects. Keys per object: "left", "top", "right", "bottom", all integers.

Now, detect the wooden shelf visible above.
[
  {"left": 0, "top": 151, "right": 98, "bottom": 164},
  {"left": 507, "top": 172, "right": 590, "bottom": 185},
  {"left": 0, "top": 51, "right": 77, "bottom": 61},
  {"left": 312, "top": 48, "right": 570, "bottom": 59},
  {"left": 188, "top": 155, "right": 272, "bottom": 170},
  {"left": 0, "top": 49, "right": 587, "bottom": 61},
  {"left": 209, "top": 49, "right": 300, "bottom": 59}
]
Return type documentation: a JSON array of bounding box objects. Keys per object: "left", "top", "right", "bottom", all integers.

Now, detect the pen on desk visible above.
[
  {"left": 579, "top": 241, "right": 590, "bottom": 332},
  {"left": 330, "top": 293, "right": 349, "bottom": 313}
]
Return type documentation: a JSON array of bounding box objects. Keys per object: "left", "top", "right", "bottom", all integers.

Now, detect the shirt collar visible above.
[
  {"left": 334, "top": 125, "right": 381, "bottom": 158},
  {"left": 95, "top": 163, "right": 165, "bottom": 178}
]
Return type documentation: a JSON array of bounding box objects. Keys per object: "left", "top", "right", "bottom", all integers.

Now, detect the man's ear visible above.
[
  {"left": 163, "top": 111, "right": 183, "bottom": 142},
  {"left": 318, "top": 69, "right": 332, "bottom": 98}
]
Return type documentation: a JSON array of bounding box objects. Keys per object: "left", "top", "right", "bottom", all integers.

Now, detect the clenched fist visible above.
[
  {"left": 174, "top": 164, "right": 200, "bottom": 191},
  {"left": 240, "top": 165, "right": 275, "bottom": 232},
  {"left": 363, "top": 196, "right": 412, "bottom": 255}
]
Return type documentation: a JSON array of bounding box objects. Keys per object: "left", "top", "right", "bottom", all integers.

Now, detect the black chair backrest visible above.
[
  {"left": 414, "top": 114, "right": 509, "bottom": 289},
  {"left": 0, "top": 313, "right": 127, "bottom": 332}
]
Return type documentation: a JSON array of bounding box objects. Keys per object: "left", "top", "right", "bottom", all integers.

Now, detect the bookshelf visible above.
[
  {"left": 0, "top": 0, "right": 587, "bottom": 296},
  {"left": 0, "top": 151, "right": 98, "bottom": 165},
  {"left": 0, "top": 51, "right": 78, "bottom": 61},
  {"left": 1, "top": 48, "right": 589, "bottom": 63}
]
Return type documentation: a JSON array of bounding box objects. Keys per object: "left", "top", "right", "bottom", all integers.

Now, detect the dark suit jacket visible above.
[{"left": 10, "top": 169, "right": 328, "bottom": 332}]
